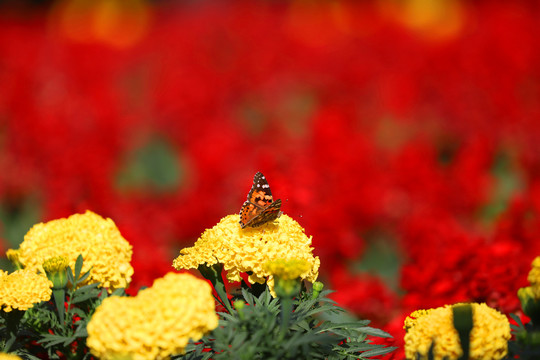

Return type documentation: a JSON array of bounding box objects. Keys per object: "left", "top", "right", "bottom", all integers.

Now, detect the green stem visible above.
[
  {"left": 279, "top": 297, "right": 293, "bottom": 341},
  {"left": 52, "top": 289, "right": 66, "bottom": 326},
  {"left": 453, "top": 304, "right": 473, "bottom": 360}
]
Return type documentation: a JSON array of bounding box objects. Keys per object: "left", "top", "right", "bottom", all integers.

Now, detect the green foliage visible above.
[
  {"left": 1, "top": 256, "right": 397, "bottom": 360},
  {"left": 507, "top": 313, "right": 540, "bottom": 359},
  {"left": 180, "top": 267, "right": 397, "bottom": 360}
]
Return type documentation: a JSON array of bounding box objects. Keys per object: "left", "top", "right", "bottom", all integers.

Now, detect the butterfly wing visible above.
[
  {"left": 247, "top": 172, "right": 274, "bottom": 208},
  {"left": 239, "top": 200, "right": 262, "bottom": 228},
  {"left": 244, "top": 199, "right": 282, "bottom": 228},
  {"left": 239, "top": 172, "right": 282, "bottom": 228}
]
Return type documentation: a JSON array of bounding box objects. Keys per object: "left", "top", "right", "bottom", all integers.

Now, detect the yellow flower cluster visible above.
[
  {"left": 0, "top": 270, "right": 52, "bottom": 312},
  {"left": 528, "top": 256, "right": 540, "bottom": 298},
  {"left": 173, "top": 214, "right": 320, "bottom": 287},
  {"left": 15, "top": 211, "right": 133, "bottom": 291},
  {"left": 404, "top": 303, "right": 510, "bottom": 360},
  {"left": 87, "top": 272, "right": 218, "bottom": 360}
]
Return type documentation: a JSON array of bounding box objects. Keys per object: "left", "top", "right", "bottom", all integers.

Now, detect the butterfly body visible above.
[{"left": 239, "top": 172, "right": 282, "bottom": 228}]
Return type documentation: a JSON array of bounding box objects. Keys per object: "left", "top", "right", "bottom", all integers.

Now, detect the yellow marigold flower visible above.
[
  {"left": 17, "top": 211, "right": 133, "bottom": 291},
  {"left": 0, "top": 354, "right": 23, "bottom": 360},
  {"left": 173, "top": 214, "right": 320, "bottom": 288},
  {"left": 404, "top": 303, "right": 510, "bottom": 360},
  {"left": 0, "top": 269, "right": 53, "bottom": 312},
  {"left": 87, "top": 272, "right": 218, "bottom": 360}
]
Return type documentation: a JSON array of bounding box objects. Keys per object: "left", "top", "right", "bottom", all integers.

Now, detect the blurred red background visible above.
[{"left": 1, "top": 0, "right": 540, "bottom": 357}]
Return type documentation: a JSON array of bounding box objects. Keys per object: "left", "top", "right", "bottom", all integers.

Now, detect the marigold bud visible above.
[
  {"left": 43, "top": 256, "right": 69, "bottom": 290},
  {"left": 518, "top": 286, "right": 540, "bottom": 324},
  {"left": 264, "top": 259, "right": 310, "bottom": 298},
  {"left": 5, "top": 249, "right": 22, "bottom": 270},
  {"left": 312, "top": 281, "right": 324, "bottom": 299}
]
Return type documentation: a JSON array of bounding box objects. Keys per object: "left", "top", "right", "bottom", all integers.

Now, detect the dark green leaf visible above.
[
  {"left": 74, "top": 255, "right": 84, "bottom": 281},
  {"left": 357, "top": 326, "right": 393, "bottom": 338},
  {"left": 360, "top": 346, "right": 398, "bottom": 357}
]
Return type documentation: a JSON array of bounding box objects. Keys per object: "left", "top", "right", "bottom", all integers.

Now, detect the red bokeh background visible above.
[{"left": 1, "top": 0, "right": 540, "bottom": 357}]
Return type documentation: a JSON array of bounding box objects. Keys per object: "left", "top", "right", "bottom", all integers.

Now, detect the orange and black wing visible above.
[
  {"left": 239, "top": 200, "right": 262, "bottom": 228},
  {"left": 239, "top": 172, "right": 282, "bottom": 228},
  {"left": 244, "top": 199, "right": 282, "bottom": 228},
  {"left": 246, "top": 172, "right": 274, "bottom": 208}
]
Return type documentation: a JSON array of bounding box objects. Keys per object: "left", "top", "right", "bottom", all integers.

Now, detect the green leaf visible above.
[
  {"left": 241, "top": 287, "right": 255, "bottom": 305},
  {"left": 340, "top": 343, "right": 383, "bottom": 352},
  {"left": 77, "top": 269, "right": 92, "bottom": 285},
  {"left": 66, "top": 267, "right": 74, "bottom": 286},
  {"left": 73, "top": 283, "right": 100, "bottom": 294},
  {"left": 357, "top": 326, "right": 393, "bottom": 338},
  {"left": 16, "top": 353, "right": 42, "bottom": 360},
  {"left": 73, "top": 324, "right": 88, "bottom": 338},
  {"left": 2, "top": 331, "right": 17, "bottom": 353},
  {"left": 39, "top": 334, "right": 73, "bottom": 347},
  {"left": 230, "top": 332, "right": 249, "bottom": 348},
  {"left": 511, "top": 324, "right": 522, "bottom": 332},
  {"left": 71, "top": 284, "right": 101, "bottom": 304},
  {"left": 111, "top": 288, "right": 126, "bottom": 297},
  {"left": 510, "top": 313, "right": 524, "bottom": 329},
  {"left": 360, "top": 346, "right": 398, "bottom": 357},
  {"left": 74, "top": 255, "right": 84, "bottom": 281}
]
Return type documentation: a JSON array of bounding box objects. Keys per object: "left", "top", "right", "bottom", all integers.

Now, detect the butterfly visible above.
[{"left": 239, "top": 172, "right": 282, "bottom": 228}]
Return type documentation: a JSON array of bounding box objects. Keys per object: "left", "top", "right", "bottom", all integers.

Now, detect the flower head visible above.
[
  {"left": 173, "top": 214, "right": 320, "bottom": 288},
  {"left": 16, "top": 211, "right": 133, "bottom": 291},
  {"left": 43, "top": 256, "right": 70, "bottom": 289},
  {"left": 87, "top": 272, "right": 218, "bottom": 360},
  {"left": 404, "top": 303, "right": 510, "bottom": 360},
  {"left": 0, "top": 270, "right": 52, "bottom": 312}
]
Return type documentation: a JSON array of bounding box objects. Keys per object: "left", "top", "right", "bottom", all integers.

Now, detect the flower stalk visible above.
[{"left": 452, "top": 304, "right": 473, "bottom": 360}]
